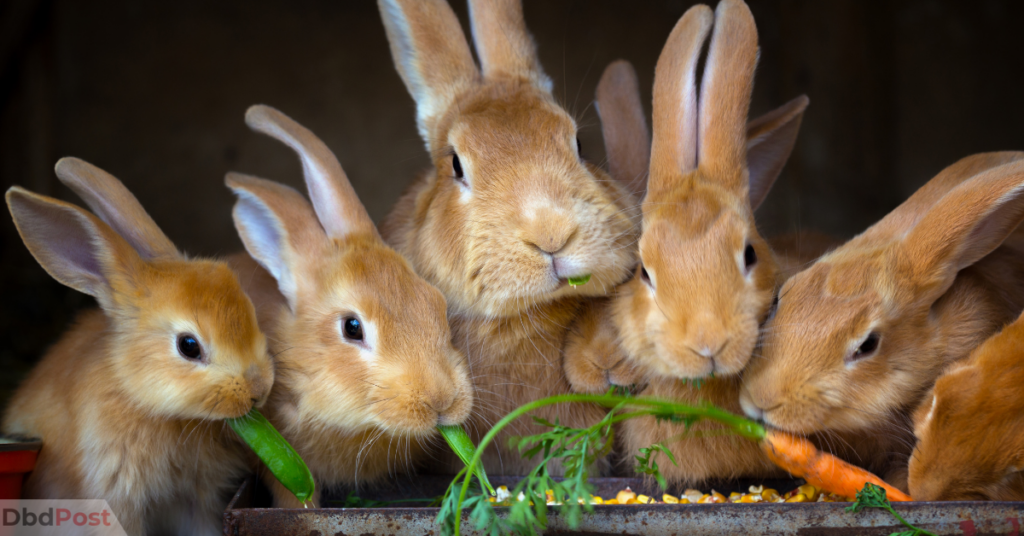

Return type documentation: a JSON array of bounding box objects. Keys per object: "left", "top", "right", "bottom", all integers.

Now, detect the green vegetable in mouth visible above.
[
  {"left": 567, "top": 274, "right": 591, "bottom": 287},
  {"left": 228, "top": 409, "right": 315, "bottom": 505},
  {"left": 437, "top": 424, "right": 495, "bottom": 495}
]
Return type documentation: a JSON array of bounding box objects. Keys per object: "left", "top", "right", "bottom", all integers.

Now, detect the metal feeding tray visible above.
[{"left": 223, "top": 476, "right": 1024, "bottom": 535}]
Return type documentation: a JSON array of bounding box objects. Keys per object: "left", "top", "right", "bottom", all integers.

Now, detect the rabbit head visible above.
[
  {"left": 377, "top": 0, "right": 638, "bottom": 317},
  {"left": 229, "top": 105, "right": 473, "bottom": 436},
  {"left": 6, "top": 159, "right": 273, "bottom": 421},
  {"left": 908, "top": 314, "right": 1024, "bottom": 501},
  {"left": 740, "top": 154, "right": 1024, "bottom": 438},
  {"left": 609, "top": 0, "right": 808, "bottom": 379}
]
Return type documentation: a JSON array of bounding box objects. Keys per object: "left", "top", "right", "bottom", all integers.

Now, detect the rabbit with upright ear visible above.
[
  {"left": 563, "top": 0, "right": 813, "bottom": 484},
  {"left": 740, "top": 152, "right": 1024, "bottom": 486},
  {"left": 3, "top": 159, "right": 274, "bottom": 536},
  {"left": 225, "top": 105, "right": 474, "bottom": 506},
  {"left": 908, "top": 310, "right": 1024, "bottom": 501},
  {"left": 377, "top": 0, "right": 639, "bottom": 473}
]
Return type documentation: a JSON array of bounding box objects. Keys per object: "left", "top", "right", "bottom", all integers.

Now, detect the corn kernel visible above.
[
  {"left": 678, "top": 497, "right": 691, "bottom": 504},
  {"left": 761, "top": 489, "right": 780, "bottom": 502},
  {"left": 626, "top": 498, "right": 640, "bottom": 505},
  {"left": 616, "top": 488, "right": 637, "bottom": 503},
  {"left": 786, "top": 493, "right": 808, "bottom": 503},
  {"left": 798, "top": 484, "right": 819, "bottom": 501},
  {"left": 739, "top": 494, "right": 759, "bottom": 503},
  {"left": 683, "top": 489, "right": 703, "bottom": 503},
  {"left": 728, "top": 492, "right": 743, "bottom": 502},
  {"left": 636, "top": 494, "right": 652, "bottom": 504},
  {"left": 697, "top": 494, "right": 713, "bottom": 503},
  {"left": 710, "top": 491, "right": 727, "bottom": 503},
  {"left": 604, "top": 499, "right": 620, "bottom": 505},
  {"left": 590, "top": 496, "right": 604, "bottom": 505},
  {"left": 749, "top": 485, "right": 764, "bottom": 494},
  {"left": 662, "top": 494, "right": 679, "bottom": 504},
  {"left": 545, "top": 490, "right": 555, "bottom": 503}
]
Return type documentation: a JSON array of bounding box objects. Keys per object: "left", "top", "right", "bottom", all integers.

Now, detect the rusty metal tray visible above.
[{"left": 223, "top": 476, "right": 1024, "bottom": 535}]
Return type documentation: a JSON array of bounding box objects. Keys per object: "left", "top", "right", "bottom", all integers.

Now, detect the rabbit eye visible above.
[
  {"left": 767, "top": 294, "right": 779, "bottom": 319},
  {"left": 849, "top": 332, "right": 880, "bottom": 363},
  {"left": 743, "top": 243, "right": 758, "bottom": 272},
  {"left": 576, "top": 137, "right": 582, "bottom": 157},
  {"left": 451, "top": 154, "right": 465, "bottom": 184},
  {"left": 177, "top": 334, "right": 202, "bottom": 360},
  {"left": 342, "top": 316, "right": 364, "bottom": 341},
  {"left": 639, "top": 264, "right": 653, "bottom": 288}
]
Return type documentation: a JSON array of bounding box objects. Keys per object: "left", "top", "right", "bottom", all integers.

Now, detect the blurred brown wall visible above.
[{"left": 2, "top": 0, "right": 1024, "bottom": 404}]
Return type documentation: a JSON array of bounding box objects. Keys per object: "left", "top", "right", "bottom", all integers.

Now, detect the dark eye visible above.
[
  {"left": 639, "top": 264, "right": 652, "bottom": 287},
  {"left": 744, "top": 243, "right": 758, "bottom": 271},
  {"left": 768, "top": 294, "right": 779, "bottom": 319},
  {"left": 850, "top": 332, "right": 880, "bottom": 362},
  {"left": 576, "top": 137, "right": 582, "bottom": 157},
  {"left": 177, "top": 334, "right": 202, "bottom": 360},
  {"left": 343, "top": 317, "right": 364, "bottom": 341},
  {"left": 451, "top": 153, "right": 464, "bottom": 182}
]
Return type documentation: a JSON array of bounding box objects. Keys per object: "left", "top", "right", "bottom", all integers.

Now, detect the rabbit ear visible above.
[
  {"left": 697, "top": 0, "right": 758, "bottom": 187},
  {"left": 53, "top": 157, "right": 179, "bottom": 260},
  {"left": 378, "top": 0, "right": 479, "bottom": 142},
  {"left": 226, "top": 172, "right": 327, "bottom": 312},
  {"left": 745, "top": 95, "right": 809, "bottom": 210},
  {"left": 467, "top": 0, "right": 551, "bottom": 91},
  {"left": 649, "top": 5, "right": 713, "bottom": 198},
  {"left": 902, "top": 159, "right": 1024, "bottom": 298},
  {"left": 6, "top": 186, "right": 141, "bottom": 310},
  {"left": 245, "top": 105, "right": 378, "bottom": 242},
  {"left": 596, "top": 60, "right": 650, "bottom": 199}
]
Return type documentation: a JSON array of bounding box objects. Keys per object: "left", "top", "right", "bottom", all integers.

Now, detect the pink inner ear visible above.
[{"left": 21, "top": 200, "right": 106, "bottom": 288}]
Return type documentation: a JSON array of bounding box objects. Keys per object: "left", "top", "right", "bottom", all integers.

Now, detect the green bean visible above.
[
  {"left": 437, "top": 424, "right": 495, "bottom": 495},
  {"left": 228, "top": 409, "right": 315, "bottom": 505},
  {"left": 568, "top": 274, "right": 591, "bottom": 287}
]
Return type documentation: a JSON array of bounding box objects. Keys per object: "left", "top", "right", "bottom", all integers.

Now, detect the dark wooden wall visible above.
[{"left": 2, "top": 0, "right": 1024, "bottom": 405}]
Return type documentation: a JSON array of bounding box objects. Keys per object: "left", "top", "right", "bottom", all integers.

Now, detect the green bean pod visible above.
[
  {"left": 228, "top": 409, "right": 315, "bottom": 504},
  {"left": 567, "top": 274, "right": 591, "bottom": 287},
  {"left": 437, "top": 424, "right": 495, "bottom": 495}
]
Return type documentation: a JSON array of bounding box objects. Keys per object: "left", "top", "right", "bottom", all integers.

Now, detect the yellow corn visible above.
[
  {"left": 636, "top": 494, "right": 652, "bottom": 504},
  {"left": 616, "top": 489, "right": 637, "bottom": 503},
  {"left": 798, "top": 484, "right": 819, "bottom": 502},
  {"left": 662, "top": 494, "right": 679, "bottom": 504},
  {"left": 761, "top": 488, "right": 780, "bottom": 502},
  {"left": 786, "top": 493, "right": 808, "bottom": 503},
  {"left": 590, "top": 496, "right": 604, "bottom": 505},
  {"left": 728, "top": 492, "right": 743, "bottom": 502}
]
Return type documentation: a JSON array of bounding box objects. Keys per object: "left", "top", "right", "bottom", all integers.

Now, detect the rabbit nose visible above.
[
  {"left": 523, "top": 207, "right": 577, "bottom": 254},
  {"left": 245, "top": 364, "right": 270, "bottom": 404}
]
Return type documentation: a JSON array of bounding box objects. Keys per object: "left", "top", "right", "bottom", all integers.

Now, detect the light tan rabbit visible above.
[
  {"left": 225, "top": 105, "right": 474, "bottom": 506},
  {"left": 376, "top": 0, "right": 640, "bottom": 474},
  {"left": 3, "top": 159, "right": 273, "bottom": 536},
  {"left": 740, "top": 152, "right": 1024, "bottom": 488},
  {"left": 563, "top": 0, "right": 812, "bottom": 485}
]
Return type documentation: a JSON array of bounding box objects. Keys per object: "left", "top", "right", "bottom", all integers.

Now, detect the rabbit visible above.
[
  {"left": 223, "top": 105, "right": 474, "bottom": 507},
  {"left": 563, "top": 0, "right": 813, "bottom": 485},
  {"left": 907, "top": 308, "right": 1024, "bottom": 501},
  {"left": 2, "top": 158, "right": 274, "bottom": 536},
  {"left": 376, "top": 0, "right": 640, "bottom": 474},
  {"left": 739, "top": 152, "right": 1024, "bottom": 489}
]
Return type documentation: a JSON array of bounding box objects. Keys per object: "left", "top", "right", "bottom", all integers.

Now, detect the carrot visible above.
[{"left": 761, "top": 429, "right": 912, "bottom": 502}]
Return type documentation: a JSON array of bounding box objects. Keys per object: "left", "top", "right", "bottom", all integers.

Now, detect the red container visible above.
[{"left": 0, "top": 437, "right": 42, "bottom": 500}]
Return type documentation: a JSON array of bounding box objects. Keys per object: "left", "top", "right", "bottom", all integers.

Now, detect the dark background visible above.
[{"left": 2, "top": 0, "right": 1023, "bottom": 408}]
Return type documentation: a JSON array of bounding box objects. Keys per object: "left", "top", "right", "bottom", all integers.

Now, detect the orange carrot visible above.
[{"left": 761, "top": 430, "right": 913, "bottom": 502}]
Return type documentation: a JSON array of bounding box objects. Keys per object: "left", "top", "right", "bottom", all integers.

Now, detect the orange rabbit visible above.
[
  {"left": 908, "top": 308, "right": 1024, "bottom": 501},
  {"left": 563, "top": 0, "right": 814, "bottom": 485},
  {"left": 741, "top": 152, "right": 1024, "bottom": 488},
  {"left": 225, "top": 105, "right": 474, "bottom": 506},
  {"left": 376, "top": 0, "right": 639, "bottom": 474},
  {"left": 3, "top": 159, "right": 273, "bottom": 536}
]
